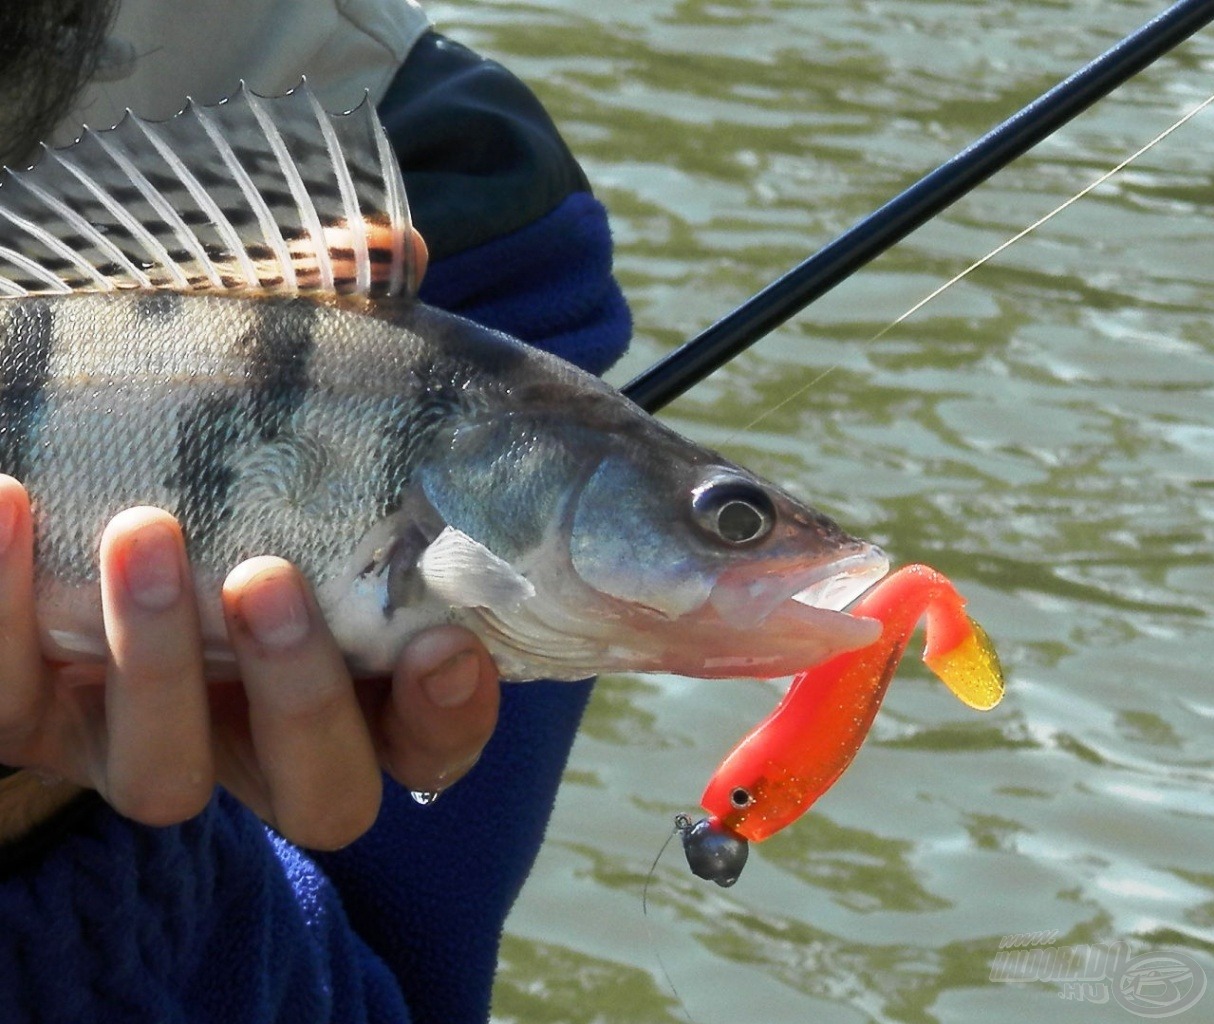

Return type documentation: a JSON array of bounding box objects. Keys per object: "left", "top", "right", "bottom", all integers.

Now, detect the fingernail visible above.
[
  {"left": 420, "top": 651, "right": 480, "bottom": 708},
  {"left": 123, "top": 523, "right": 182, "bottom": 612},
  {"left": 239, "top": 570, "right": 311, "bottom": 651},
  {"left": 435, "top": 751, "right": 482, "bottom": 787}
]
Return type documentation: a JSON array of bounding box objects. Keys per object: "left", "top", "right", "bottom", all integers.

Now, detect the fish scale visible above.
[
  {"left": 23, "top": 292, "right": 425, "bottom": 582},
  {"left": 0, "top": 300, "right": 55, "bottom": 482},
  {"left": 0, "top": 83, "right": 890, "bottom": 681}
]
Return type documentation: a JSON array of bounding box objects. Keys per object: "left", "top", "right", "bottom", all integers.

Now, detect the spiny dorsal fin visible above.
[{"left": 0, "top": 81, "right": 416, "bottom": 300}]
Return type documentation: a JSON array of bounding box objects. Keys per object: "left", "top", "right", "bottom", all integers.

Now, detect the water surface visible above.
[{"left": 429, "top": 2, "right": 1214, "bottom": 1020}]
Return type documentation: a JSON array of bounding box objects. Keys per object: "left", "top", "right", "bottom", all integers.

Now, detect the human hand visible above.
[{"left": 0, "top": 476, "right": 500, "bottom": 850}]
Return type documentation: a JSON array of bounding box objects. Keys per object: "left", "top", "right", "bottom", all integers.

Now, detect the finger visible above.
[
  {"left": 411, "top": 228, "right": 429, "bottom": 282},
  {"left": 222, "top": 557, "right": 381, "bottom": 850},
  {"left": 98, "top": 508, "right": 214, "bottom": 825},
  {"left": 377, "top": 626, "right": 499, "bottom": 795},
  {"left": 0, "top": 476, "right": 47, "bottom": 747}
]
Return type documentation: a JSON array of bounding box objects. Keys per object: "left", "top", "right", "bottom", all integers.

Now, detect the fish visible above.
[
  {"left": 681, "top": 563, "right": 1004, "bottom": 884},
  {"left": 0, "top": 82, "right": 890, "bottom": 683}
]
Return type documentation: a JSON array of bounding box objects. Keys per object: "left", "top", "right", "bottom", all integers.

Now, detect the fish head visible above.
[
  {"left": 559, "top": 425, "right": 889, "bottom": 677},
  {"left": 415, "top": 385, "right": 887, "bottom": 680}
]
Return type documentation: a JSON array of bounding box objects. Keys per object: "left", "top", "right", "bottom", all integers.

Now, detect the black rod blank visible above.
[{"left": 623, "top": 0, "right": 1214, "bottom": 413}]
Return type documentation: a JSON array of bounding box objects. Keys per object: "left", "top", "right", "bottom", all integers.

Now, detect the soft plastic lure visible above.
[{"left": 680, "top": 563, "right": 1004, "bottom": 886}]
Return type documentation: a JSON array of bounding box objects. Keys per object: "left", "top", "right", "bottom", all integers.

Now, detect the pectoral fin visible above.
[{"left": 417, "top": 527, "right": 536, "bottom": 610}]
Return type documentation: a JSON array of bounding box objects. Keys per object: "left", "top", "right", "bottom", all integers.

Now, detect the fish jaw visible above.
[
  {"left": 637, "top": 542, "right": 888, "bottom": 678},
  {"left": 652, "top": 600, "right": 883, "bottom": 679},
  {"left": 584, "top": 543, "right": 889, "bottom": 680},
  {"left": 654, "top": 577, "right": 886, "bottom": 680},
  {"left": 461, "top": 583, "right": 883, "bottom": 682}
]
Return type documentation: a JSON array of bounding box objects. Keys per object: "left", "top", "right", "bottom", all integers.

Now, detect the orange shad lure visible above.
[{"left": 679, "top": 564, "right": 1004, "bottom": 886}]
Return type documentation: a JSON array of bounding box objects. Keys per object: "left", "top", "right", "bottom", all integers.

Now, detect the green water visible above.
[{"left": 429, "top": 2, "right": 1214, "bottom": 1020}]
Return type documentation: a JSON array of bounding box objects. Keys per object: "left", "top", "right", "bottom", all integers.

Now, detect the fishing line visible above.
[
  {"left": 625, "top": 0, "right": 1214, "bottom": 413},
  {"left": 730, "top": 90, "right": 1214, "bottom": 442},
  {"left": 642, "top": 813, "right": 698, "bottom": 1024},
  {"left": 871, "top": 89, "right": 1214, "bottom": 343}
]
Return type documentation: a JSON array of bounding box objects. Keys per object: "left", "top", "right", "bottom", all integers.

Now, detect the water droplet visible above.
[{"left": 409, "top": 790, "right": 441, "bottom": 806}]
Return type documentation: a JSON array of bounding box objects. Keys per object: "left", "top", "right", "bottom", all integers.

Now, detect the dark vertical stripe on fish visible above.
[
  {"left": 171, "top": 392, "right": 244, "bottom": 554},
  {"left": 134, "top": 291, "right": 185, "bottom": 323},
  {"left": 375, "top": 373, "right": 465, "bottom": 517},
  {"left": 0, "top": 299, "right": 54, "bottom": 481},
  {"left": 242, "top": 297, "right": 316, "bottom": 440}
]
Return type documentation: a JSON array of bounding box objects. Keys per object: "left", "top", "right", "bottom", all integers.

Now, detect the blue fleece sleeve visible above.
[
  {"left": 420, "top": 191, "right": 632, "bottom": 375},
  {"left": 308, "top": 679, "right": 594, "bottom": 1024},
  {"left": 0, "top": 791, "right": 412, "bottom": 1024}
]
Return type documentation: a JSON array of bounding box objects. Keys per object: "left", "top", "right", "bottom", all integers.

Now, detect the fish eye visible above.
[
  {"left": 729, "top": 787, "right": 754, "bottom": 809},
  {"left": 691, "top": 476, "right": 776, "bottom": 546}
]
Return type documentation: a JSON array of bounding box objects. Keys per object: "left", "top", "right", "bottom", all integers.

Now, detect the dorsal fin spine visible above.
[
  {"left": 194, "top": 103, "right": 297, "bottom": 291},
  {"left": 89, "top": 131, "right": 192, "bottom": 289},
  {"left": 372, "top": 119, "right": 410, "bottom": 296},
  {"left": 307, "top": 87, "right": 370, "bottom": 295},
  {"left": 0, "top": 243, "right": 69, "bottom": 293},
  {"left": 12, "top": 168, "right": 140, "bottom": 286},
  {"left": 0, "top": 275, "right": 29, "bottom": 297},
  {"left": 48, "top": 148, "right": 151, "bottom": 286},
  {"left": 131, "top": 115, "right": 245, "bottom": 289},
  {"left": 243, "top": 89, "right": 330, "bottom": 293},
  {"left": 93, "top": 127, "right": 210, "bottom": 288},
  {"left": 0, "top": 204, "right": 108, "bottom": 290}
]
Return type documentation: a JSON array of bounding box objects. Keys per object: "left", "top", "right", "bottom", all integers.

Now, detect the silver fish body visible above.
[{"left": 0, "top": 85, "right": 888, "bottom": 681}]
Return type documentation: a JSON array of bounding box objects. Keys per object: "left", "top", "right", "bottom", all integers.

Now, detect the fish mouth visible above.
[
  {"left": 791, "top": 546, "right": 891, "bottom": 611},
  {"left": 677, "top": 544, "right": 890, "bottom": 678},
  {"left": 708, "top": 544, "right": 890, "bottom": 625}
]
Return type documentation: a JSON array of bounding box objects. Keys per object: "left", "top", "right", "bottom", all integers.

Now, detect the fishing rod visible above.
[{"left": 623, "top": 0, "right": 1214, "bottom": 414}]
